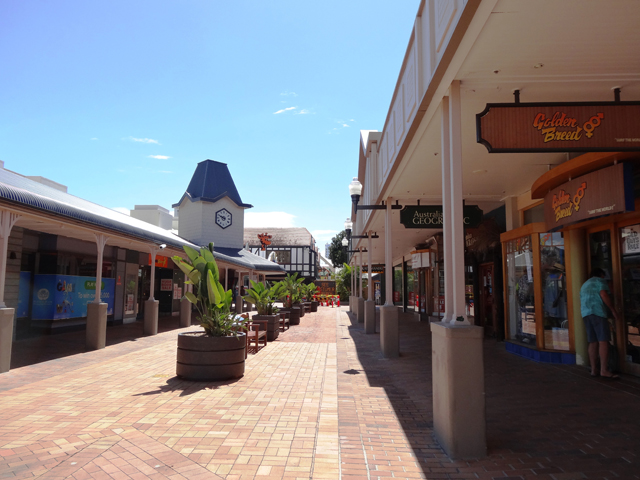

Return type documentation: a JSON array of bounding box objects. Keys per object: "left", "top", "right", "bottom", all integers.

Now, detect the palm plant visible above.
[
  {"left": 276, "top": 273, "right": 304, "bottom": 307},
  {"left": 172, "top": 243, "right": 239, "bottom": 337},
  {"left": 243, "top": 280, "right": 281, "bottom": 315}
]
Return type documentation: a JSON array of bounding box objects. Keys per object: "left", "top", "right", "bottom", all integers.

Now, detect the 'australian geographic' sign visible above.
[
  {"left": 544, "top": 163, "right": 634, "bottom": 230},
  {"left": 477, "top": 102, "right": 640, "bottom": 153},
  {"left": 400, "top": 205, "right": 483, "bottom": 229}
]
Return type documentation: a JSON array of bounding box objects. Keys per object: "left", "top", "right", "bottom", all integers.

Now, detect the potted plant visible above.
[
  {"left": 303, "top": 283, "right": 316, "bottom": 313},
  {"left": 309, "top": 284, "right": 319, "bottom": 312},
  {"left": 244, "top": 280, "right": 281, "bottom": 341},
  {"left": 276, "top": 273, "right": 304, "bottom": 325},
  {"left": 172, "top": 243, "right": 246, "bottom": 381}
]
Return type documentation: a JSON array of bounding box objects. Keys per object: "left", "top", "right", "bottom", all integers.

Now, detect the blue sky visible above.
[{"left": 1, "top": 0, "right": 418, "bottom": 247}]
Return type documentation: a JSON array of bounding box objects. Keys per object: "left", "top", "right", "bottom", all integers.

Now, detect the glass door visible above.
[{"left": 620, "top": 223, "right": 640, "bottom": 367}]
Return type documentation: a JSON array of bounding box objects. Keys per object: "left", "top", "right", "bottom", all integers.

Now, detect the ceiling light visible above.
[
  {"left": 534, "top": 63, "right": 544, "bottom": 68},
  {"left": 473, "top": 169, "right": 487, "bottom": 174}
]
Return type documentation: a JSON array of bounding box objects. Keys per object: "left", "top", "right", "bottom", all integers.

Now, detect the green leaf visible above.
[
  {"left": 201, "top": 247, "right": 215, "bottom": 264},
  {"left": 173, "top": 257, "right": 194, "bottom": 277},
  {"left": 184, "top": 245, "right": 200, "bottom": 264},
  {"left": 207, "top": 270, "right": 221, "bottom": 305},
  {"left": 185, "top": 291, "right": 198, "bottom": 304},
  {"left": 206, "top": 261, "right": 219, "bottom": 282}
]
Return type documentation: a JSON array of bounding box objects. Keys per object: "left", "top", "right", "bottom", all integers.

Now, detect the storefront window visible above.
[
  {"left": 540, "top": 232, "right": 569, "bottom": 351},
  {"left": 620, "top": 224, "right": 640, "bottom": 365},
  {"left": 406, "top": 262, "right": 415, "bottom": 311},
  {"left": 393, "top": 266, "right": 403, "bottom": 305},
  {"left": 505, "top": 236, "right": 536, "bottom": 346}
]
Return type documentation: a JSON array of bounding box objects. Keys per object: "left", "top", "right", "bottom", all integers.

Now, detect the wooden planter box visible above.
[
  {"left": 303, "top": 302, "right": 312, "bottom": 313},
  {"left": 251, "top": 314, "right": 280, "bottom": 342},
  {"left": 176, "top": 331, "right": 246, "bottom": 381},
  {"left": 310, "top": 301, "right": 319, "bottom": 312},
  {"left": 294, "top": 303, "right": 305, "bottom": 318}
]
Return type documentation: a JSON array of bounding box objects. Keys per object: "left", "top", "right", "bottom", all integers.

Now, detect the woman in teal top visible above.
[{"left": 580, "top": 268, "right": 620, "bottom": 379}]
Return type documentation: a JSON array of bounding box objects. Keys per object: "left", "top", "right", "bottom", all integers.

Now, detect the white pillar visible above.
[
  {"left": 149, "top": 246, "right": 158, "bottom": 301},
  {"left": 358, "top": 250, "right": 363, "bottom": 298},
  {"left": 87, "top": 233, "right": 109, "bottom": 350},
  {"left": 441, "top": 96, "right": 454, "bottom": 322},
  {"left": 380, "top": 198, "right": 399, "bottom": 357},
  {"left": 448, "top": 80, "right": 468, "bottom": 325},
  {"left": 93, "top": 234, "right": 108, "bottom": 303},
  {"left": 367, "top": 232, "right": 373, "bottom": 301},
  {"left": 0, "top": 211, "right": 20, "bottom": 308},
  {"left": 384, "top": 199, "right": 394, "bottom": 306},
  {"left": 144, "top": 245, "right": 160, "bottom": 336},
  {"left": 0, "top": 210, "right": 20, "bottom": 373},
  {"left": 365, "top": 231, "right": 375, "bottom": 334},
  {"left": 224, "top": 267, "right": 228, "bottom": 290}
]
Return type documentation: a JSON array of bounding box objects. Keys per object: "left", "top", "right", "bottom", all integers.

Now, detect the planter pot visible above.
[
  {"left": 288, "top": 306, "right": 301, "bottom": 325},
  {"left": 294, "top": 303, "right": 305, "bottom": 318},
  {"left": 310, "top": 301, "right": 319, "bottom": 312},
  {"left": 303, "top": 301, "right": 312, "bottom": 313},
  {"left": 251, "top": 314, "right": 280, "bottom": 342},
  {"left": 176, "top": 331, "right": 246, "bottom": 381}
]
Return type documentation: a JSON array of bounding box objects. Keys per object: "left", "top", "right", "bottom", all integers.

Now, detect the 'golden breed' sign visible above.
[
  {"left": 477, "top": 102, "right": 640, "bottom": 152},
  {"left": 544, "top": 163, "right": 634, "bottom": 230}
]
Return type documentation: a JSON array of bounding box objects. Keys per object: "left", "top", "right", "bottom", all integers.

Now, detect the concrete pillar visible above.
[
  {"left": 431, "top": 322, "right": 486, "bottom": 458},
  {"left": 364, "top": 300, "right": 375, "bottom": 334},
  {"left": 0, "top": 308, "right": 14, "bottom": 373},
  {"left": 357, "top": 296, "right": 365, "bottom": 323},
  {"left": 381, "top": 197, "right": 399, "bottom": 356},
  {"left": 86, "top": 302, "right": 107, "bottom": 350},
  {"left": 236, "top": 295, "right": 243, "bottom": 314},
  {"left": 144, "top": 299, "right": 159, "bottom": 335},
  {"left": 180, "top": 298, "right": 192, "bottom": 328},
  {"left": 359, "top": 251, "right": 363, "bottom": 299}
]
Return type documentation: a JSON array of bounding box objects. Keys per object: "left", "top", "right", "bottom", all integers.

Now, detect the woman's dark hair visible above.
[{"left": 590, "top": 267, "right": 606, "bottom": 278}]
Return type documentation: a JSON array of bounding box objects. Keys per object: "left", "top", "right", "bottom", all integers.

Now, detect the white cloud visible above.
[
  {"left": 112, "top": 207, "right": 130, "bottom": 215},
  {"left": 148, "top": 155, "right": 171, "bottom": 160},
  {"left": 90, "top": 137, "right": 98, "bottom": 141},
  {"left": 273, "top": 106, "right": 297, "bottom": 115},
  {"left": 127, "top": 136, "right": 160, "bottom": 144},
  {"left": 296, "top": 109, "right": 312, "bottom": 115},
  {"left": 245, "top": 211, "right": 296, "bottom": 228},
  {"left": 158, "top": 170, "right": 173, "bottom": 174},
  {"left": 350, "top": 119, "right": 355, "bottom": 122},
  {"left": 342, "top": 124, "right": 349, "bottom": 127},
  {"left": 280, "top": 91, "right": 298, "bottom": 97},
  {"left": 311, "top": 229, "right": 338, "bottom": 244}
]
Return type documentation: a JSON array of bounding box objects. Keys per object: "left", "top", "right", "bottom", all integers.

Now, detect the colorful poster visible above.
[
  {"left": 31, "top": 274, "right": 115, "bottom": 320},
  {"left": 161, "top": 279, "right": 173, "bottom": 291},
  {"left": 18, "top": 272, "right": 32, "bottom": 318}
]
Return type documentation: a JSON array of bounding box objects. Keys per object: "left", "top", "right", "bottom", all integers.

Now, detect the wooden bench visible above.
[{"left": 279, "top": 311, "right": 290, "bottom": 331}]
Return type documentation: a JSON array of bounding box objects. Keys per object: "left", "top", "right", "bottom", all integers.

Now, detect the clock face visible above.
[{"left": 215, "top": 208, "right": 232, "bottom": 229}]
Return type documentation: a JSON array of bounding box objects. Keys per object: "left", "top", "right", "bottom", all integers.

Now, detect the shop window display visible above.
[
  {"left": 505, "top": 236, "right": 536, "bottom": 346},
  {"left": 620, "top": 224, "right": 640, "bottom": 365},
  {"left": 540, "top": 232, "right": 569, "bottom": 351}
]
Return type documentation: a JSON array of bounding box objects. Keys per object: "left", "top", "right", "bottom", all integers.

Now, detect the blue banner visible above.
[
  {"left": 31, "top": 274, "right": 115, "bottom": 320},
  {"left": 18, "top": 272, "right": 32, "bottom": 318}
]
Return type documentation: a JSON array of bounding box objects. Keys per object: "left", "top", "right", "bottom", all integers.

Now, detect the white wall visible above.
[{"left": 178, "top": 197, "right": 245, "bottom": 249}]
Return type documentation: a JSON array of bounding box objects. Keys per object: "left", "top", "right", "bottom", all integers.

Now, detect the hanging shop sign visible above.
[
  {"left": 400, "top": 205, "right": 483, "bottom": 229},
  {"left": 411, "top": 251, "right": 431, "bottom": 269},
  {"left": 148, "top": 254, "right": 169, "bottom": 268},
  {"left": 362, "top": 264, "right": 384, "bottom": 274},
  {"left": 477, "top": 102, "right": 640, "bottom": 153},
  {"left": 544, "top": 163, "right": 634, "bottom": 230}
]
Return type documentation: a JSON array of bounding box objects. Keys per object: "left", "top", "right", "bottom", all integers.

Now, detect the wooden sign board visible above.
[
  {"left": 315, "top": 280, "right": 336, "bottom": 296},
  {"left": 477, "top": 102, "right": 640, "bottom": 152},
  {"left": 362, "top": 265, "right": 384, "bottom": 274},
  {"left": 544, "top": 163, "right": 634, "bottom": 230}
]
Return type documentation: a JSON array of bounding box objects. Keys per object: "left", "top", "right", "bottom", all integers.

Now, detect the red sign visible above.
[
  {"left": 160, "top": 279, "right": 173, "bottom": 292},
  {"left": 149, "top": 255, "right": 169, "bottom": 268},
  {"left": 477, "top": 102, "right": 640, "bottom": 152},
  {"left": 393, "top": 291, "right": 400, "bottom": 303}
]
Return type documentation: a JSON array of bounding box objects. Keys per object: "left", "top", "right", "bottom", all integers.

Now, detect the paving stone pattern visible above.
[{"left": 1, "top": 307, "right": 639, "bottom": 479}]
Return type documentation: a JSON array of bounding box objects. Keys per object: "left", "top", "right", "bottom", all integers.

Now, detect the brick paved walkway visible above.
[{"left": 1, "top": 306, "right": 640, "bottom": 479}]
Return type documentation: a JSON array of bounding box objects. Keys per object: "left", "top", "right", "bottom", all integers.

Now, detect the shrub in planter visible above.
[
  {"left": 173, "top": 243, "right": 246, "bottom": 381},
  {"left": 244, "top": 280, "right": 280, "bottom": 341}
]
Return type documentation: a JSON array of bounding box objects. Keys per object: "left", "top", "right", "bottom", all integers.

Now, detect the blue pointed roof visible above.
[{"left": 173, "top": 160, "right": 252, "bottom": 208}]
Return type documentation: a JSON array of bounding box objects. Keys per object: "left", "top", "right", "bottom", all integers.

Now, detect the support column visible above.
[
  {"left": 432, "top": 83, "right": 486, "bottom": 459},
  {"left": 144, "top": 245, "right": 160, "bottom": 336},
  {"left": 441, "top": 95, "right": 454, "bottom": 322},
  {"left": 350, "top": 260, "right": 354, "bottom": 313},
  {"left": 87, "top": 233, "right": 109, "bottom": 350},
  {"left": 235, "top": 271, "right": 244, "bottom": 314},
  {"left": 365, "top": 231, "right": 375, "bottom": 333},
  {"left": 380, "top": 198, "right": 399, "bottom": 357},
  {"left": 357, "top": 250, "right": 365, "bottom": 323},
  {"left": 0, "top": 210, "right": 20, "bottom": 373},
  {"left": 180, "top": 273, "right": 191, "bottom": 328}
]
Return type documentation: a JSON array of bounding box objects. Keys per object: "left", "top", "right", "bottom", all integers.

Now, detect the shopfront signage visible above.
[
  {"left": 315, "top": 280, "right": 336, "bottom": 296},
  {"left": 477, "top": 102, "right": 640, "bottom": 152},
  {"left": 362, "top": 264, "right": 384, "bottom": 274},
  {"left": 149, "top": 254, "right": 169, "bottom": 268},
  {"left": 160, "top": 279, "right": 173, "bottom": 291},
  {"left": 622, "top": 225, "right": 640, "bottom": 255},
  {"left": 400, "top": 205, "right": 483, "bottom": 229},
  {"left": 411, "top": 252, "right": 431, "bottom": 269},
  {"left": 544, "top": 163, "right": 634, "bottom": 230}
]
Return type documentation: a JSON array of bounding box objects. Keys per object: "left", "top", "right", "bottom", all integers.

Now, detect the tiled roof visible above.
[
  {"left": 173, "top": 160, "right": 252, "bottom": 209},
  {"left": 244, "top": 227, "right": 316, "bottom": 247}
]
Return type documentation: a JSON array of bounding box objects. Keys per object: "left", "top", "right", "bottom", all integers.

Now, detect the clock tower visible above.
[{"left": 173, "top": 160, "right": 252, "bottom": 249}]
